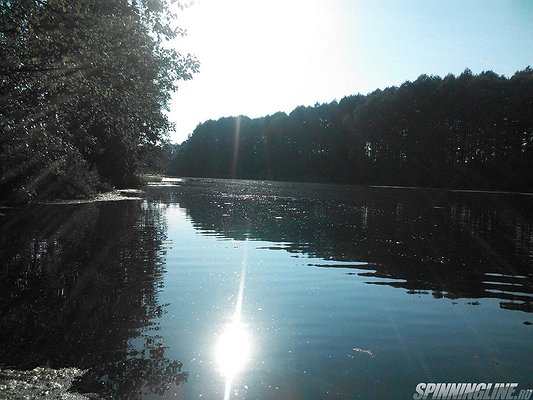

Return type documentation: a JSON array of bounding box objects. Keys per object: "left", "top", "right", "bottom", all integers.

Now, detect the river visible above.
[{"left": 1, "top": 178, "right": 532, "bottom": 399}]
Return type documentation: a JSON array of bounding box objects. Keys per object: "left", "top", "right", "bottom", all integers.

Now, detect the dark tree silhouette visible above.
[{"left": 168, "top": 68, "right": 533, "bottom": 191}]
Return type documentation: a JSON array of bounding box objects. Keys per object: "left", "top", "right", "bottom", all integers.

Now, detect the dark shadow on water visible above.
[
  {"left": 150, "top": 178, "right": 533, "bottom": 313},
  {"left": 0, "top": 201, "right": 187, "bottom": 399},
  {"left": 73, "top": 334, "right": 187, "bottom": 399}
]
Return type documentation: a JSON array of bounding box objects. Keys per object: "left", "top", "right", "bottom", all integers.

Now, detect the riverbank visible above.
[{"left": 40, "top": 188, "right": 145, "bottom": 205}]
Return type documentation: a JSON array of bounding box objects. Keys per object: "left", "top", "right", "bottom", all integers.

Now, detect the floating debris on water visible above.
[{"left": 352, "top": 348, "right": 375, "bottom": 357}]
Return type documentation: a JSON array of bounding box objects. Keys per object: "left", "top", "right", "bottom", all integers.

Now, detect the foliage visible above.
[
  {"left": 168, "top": 68, "right": 533, "bottom": 191},
  {"left": 0, "top": 0, "right": 199, "bottom": 202}
]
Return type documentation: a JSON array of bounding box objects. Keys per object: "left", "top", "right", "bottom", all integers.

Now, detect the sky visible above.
[{"left": 167, "top": 0, "right": 533, "bottom": 144}]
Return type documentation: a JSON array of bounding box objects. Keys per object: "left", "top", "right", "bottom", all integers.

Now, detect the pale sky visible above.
[{"left": 168, "top": 0, "right": 533, "bottom": 144}]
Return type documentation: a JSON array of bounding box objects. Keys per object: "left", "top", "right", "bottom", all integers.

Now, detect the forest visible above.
[
  {"left": 168, "top": 69, "right": 533, "bottom": 191},
  {"left": 0, "top": 0, "right": 198, "bottom": 202},
  {"left": 3, "top": 2, "right": 533, "bottom": 200}
]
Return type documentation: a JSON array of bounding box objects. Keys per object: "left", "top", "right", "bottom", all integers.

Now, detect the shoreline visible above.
[{"left": 38, "top": 189, "right": 145, "bottom": 205}]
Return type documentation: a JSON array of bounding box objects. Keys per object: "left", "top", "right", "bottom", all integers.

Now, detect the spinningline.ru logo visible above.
[{"left": 413, "top": 383, "right": 532, "bottom": 400}]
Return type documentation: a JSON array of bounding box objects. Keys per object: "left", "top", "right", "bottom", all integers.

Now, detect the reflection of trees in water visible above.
[
  {"left": 74, "top": 334, "right": 187, "bottom": 399},
  {"left": 158, "top": 179, "right": 533, "bottom": 313},
  {"left": 0, "top": 201, "right": 187, "bottom": 398}
]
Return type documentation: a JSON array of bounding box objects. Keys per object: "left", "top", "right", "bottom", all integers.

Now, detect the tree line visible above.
[
  {"left": 1, "top": 0, "right": 198, "bottom": 202},
  {"left": 168, "top": 69, "right": 533, "bottom": 191}
]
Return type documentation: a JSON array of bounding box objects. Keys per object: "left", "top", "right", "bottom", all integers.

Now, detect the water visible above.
[{"left": 1, "top": 178, "right": 532, "bottom": 399}]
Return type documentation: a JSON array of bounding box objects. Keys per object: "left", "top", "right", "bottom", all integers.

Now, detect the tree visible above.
[
  {"left": 168, "top": 69, "right": 533, "bottom": 191},
  {"left": 0, "top": 0, "right": 199, "bottom": 201}
]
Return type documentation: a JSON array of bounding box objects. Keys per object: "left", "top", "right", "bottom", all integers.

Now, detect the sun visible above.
[{"left": 170, "top": 0, "right": 342, "bottom": 142}]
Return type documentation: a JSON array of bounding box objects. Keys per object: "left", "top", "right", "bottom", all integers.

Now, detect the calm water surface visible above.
[{"left": 1, "top": 178, "right": 533, "bottom": 399}]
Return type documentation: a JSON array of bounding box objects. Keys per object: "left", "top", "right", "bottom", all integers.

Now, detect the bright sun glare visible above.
[
  {"left": 214, "top": 245, "right": 251, "bottom": 400},
  {"left": 171, "top": 0, "right": 343, "bottom": 142},
  {"left": 215, "top": 318, "right": 251, "bottom": 378}
]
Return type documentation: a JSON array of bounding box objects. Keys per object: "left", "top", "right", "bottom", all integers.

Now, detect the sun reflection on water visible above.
[
  {"left": 216, "top": 318, "right": 251, "bottom": 378},
  {"left": 215, "top": 243, "right": 252, "bottom": 400}
]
